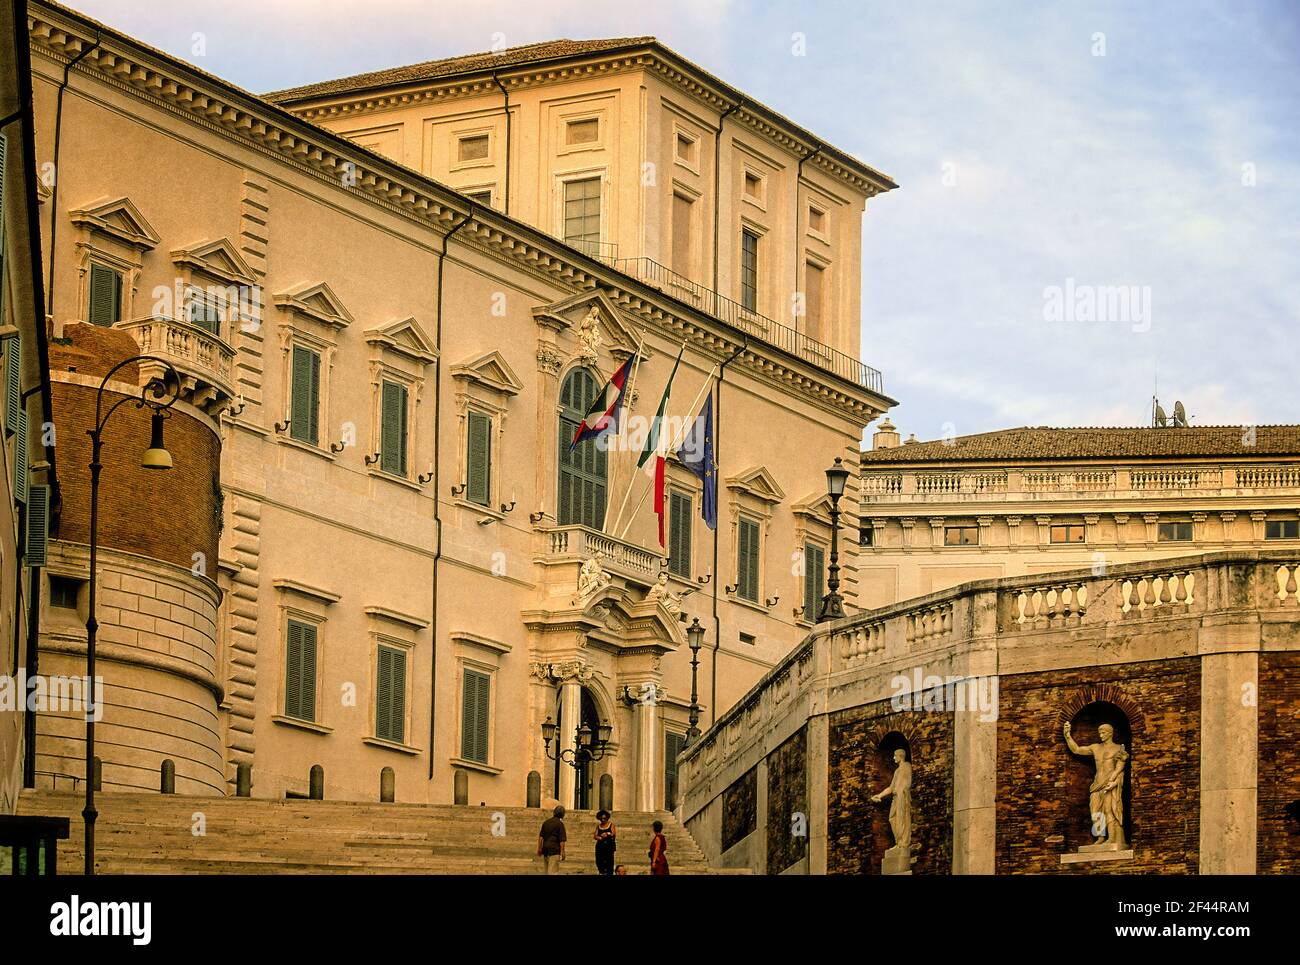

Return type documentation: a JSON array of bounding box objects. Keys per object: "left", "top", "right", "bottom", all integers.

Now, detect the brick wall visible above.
[
  {"left": 828, "top": 704, "right": 953, "bottom": 874},
  {"left": 766, "top": 727, "right": 807, "bottom": 873},
  {"left": 1258, "top": 652, "right": 1300, "bottom": 873},
  {"left": 996, "top": 660, "right": 1200, "bottom": 874}
]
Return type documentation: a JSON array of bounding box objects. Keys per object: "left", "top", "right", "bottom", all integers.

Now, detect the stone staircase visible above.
[{"left": 17, "top": 790, "right": 729, "bottom": 875}]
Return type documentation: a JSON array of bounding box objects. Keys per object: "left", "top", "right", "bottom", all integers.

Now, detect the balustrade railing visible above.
[{"left": 544, "top": 524, "right": 660, "bottom": 580}]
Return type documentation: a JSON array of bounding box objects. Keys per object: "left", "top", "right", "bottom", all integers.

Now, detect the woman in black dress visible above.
[{"left": 593, "top": 810, "right": 616, "bottom": 875}]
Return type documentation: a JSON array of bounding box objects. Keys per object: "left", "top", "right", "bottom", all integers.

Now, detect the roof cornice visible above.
[{"left": 27, "top": 1, "right": 889, "bottom": 423}]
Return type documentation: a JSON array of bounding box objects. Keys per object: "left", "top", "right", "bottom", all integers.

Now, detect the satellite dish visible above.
[
  {"left": 1154, "top": 404, "right": 1168, "bottom": 427},
  {"left": 1173, "top": 401, "right": 1188, "bottom": 427}
]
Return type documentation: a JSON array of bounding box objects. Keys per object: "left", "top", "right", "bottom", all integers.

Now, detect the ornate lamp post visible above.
[
  {"left": 818, "top": 456, "right": 851, "bottom": 623},
  {"left": 83, "top": 356, "right": 180, "bottom": 875},
  {"left": 684, "top": 617, "right": 704, "bottom": 746},
  {"left": 541, "top": 716, "right": 613, "bottom": 771}
]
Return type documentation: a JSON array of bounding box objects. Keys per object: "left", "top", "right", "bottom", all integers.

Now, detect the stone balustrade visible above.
[
  {"left": 542, "top": 524, "right": 661, "bottom": 583},
  {"left": 117, "top": 315, "right": 237, "bottom": 415}
]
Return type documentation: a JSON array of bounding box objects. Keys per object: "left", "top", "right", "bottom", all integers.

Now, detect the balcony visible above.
[
  {"left": 117, "top": 315, "right": 237, "bottom": 416},
  {"left": 576, "top": 248, "right": 884, "bottom": 394},
  {"left": 540, "top": 524, "right": 661, "bottom": 586}
]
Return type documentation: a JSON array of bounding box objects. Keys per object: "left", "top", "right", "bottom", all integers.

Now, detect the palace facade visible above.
[{"left": 20, "top": 0, "right": 895, "bottom": 812}]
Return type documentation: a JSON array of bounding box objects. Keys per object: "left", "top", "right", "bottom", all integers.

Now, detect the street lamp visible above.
[
  {"left": 684, "top": 618, "right": 704, "bottom": 746},
  {"left": 541, "top": 716, "right": 613, "bottom": 770},
  {"left": 818, "top": 457, "right": 851, "bottom": 623},
  {"left": 83, "top": 356, "right": 180, "bottom": 875}
]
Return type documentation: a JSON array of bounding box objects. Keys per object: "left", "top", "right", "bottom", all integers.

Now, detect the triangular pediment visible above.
[
  {"left": 365, "top": 316, "right": 436, "bottom": 365},
  {"left": 172, "top": 238, "right": 257, "bottom": 285},
  {"left": 451, "top": 350, "right": 523, "bottom": 396},
  {"left": 273, "top": 281, "right": 354, "bottom": 329},
  {"left": 792, "top": 491, "right": 835, "bottom": 523},
  {"left": 533, "top": 290, "right": 647, "bottom": 361},
  {"left": 727, "top": 466, "right": 786, "bottom": 504},
  {"left": 70, "top": 196, "right": 160, "bottom": 250}
]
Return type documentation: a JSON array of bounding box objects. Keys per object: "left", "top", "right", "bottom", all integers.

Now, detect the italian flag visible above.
[{"left": 637, "top": 344, "right": 684, "bottom": 545}]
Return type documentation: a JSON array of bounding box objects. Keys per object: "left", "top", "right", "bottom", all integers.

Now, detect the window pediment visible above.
[
  {"left": 726, "top": 466, "right": 786, "bottom": 505},
  {"left": 533, "top": 290, "right": 646, "bottom": 364},
  {"left": 274, "top": 281, "right": 354, "bottom": 330},
  {"left": 70, "top": 196, "right": 160, "bottom": 250},
  {"left": 366, "top": 317, "right": 436, "bottom": 366},
  {"left": 451, "top": 350, "right": 522, "bottom": 397},
  {"left": 171, "top": 238, "right": 257, "bottom": 286}
]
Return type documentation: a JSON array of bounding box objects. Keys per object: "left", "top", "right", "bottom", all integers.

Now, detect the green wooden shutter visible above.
[
  {"left": 664, "top": 731, "right": 685, "bottom": 810},
  {"left": 285, "top": 619, "right": 317, "bottom": 721},
  {"left": 88, "top": 264, "right": 121, "bottom": 327},
  {"left": 12, "top": 408, "right": 26, "bottom": 505},
  {"left": 803, "top": 542, "right": 825, "bottom": 619},
  {"left": 376, "top": 645, "right": 406, "bottom": 742},
  {"left": 461, "top": 668, "right": 490, "bottom": 763},
  {"left": 381, "top": 381, "right": 408, "bottom": 476},
  {"left": 738, "top": 518, "right": 759, "bottom": 601},
  {"left": 290, "top": 346, "right": 320, "bottom": 445},
  {"left": 4, "top": 336, "right": 19, "bottom": 438},
  {"left": 466, "top": 411, "right": 491, "bottom": 505},
  {"left": 26, "top": 484, "right": 50, "bottom": 566},
  {"left": 557, "top": 370, "right": 607, "bottom": 527},
  {"left": 669, "top": 491, "right": 692, "bottom": 577}
]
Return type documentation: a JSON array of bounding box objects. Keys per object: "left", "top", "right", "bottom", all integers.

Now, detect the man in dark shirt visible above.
[{"left": 537, "top": 805, "right": 567, "bottom": 874}]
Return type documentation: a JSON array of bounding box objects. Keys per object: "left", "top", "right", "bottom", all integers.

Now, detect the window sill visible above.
[
  {"left": 454, "top": 497, "right": 504, "bottom": 521},
  {"left": 277, "top": 436, "right": 335, "bottom": 462},
  {"left": 449, "top": 757, "right": 502, "bottom": 776},
  {"left": 368, "top": 468, "right": 425, "bottom": 493},
  {"left": 728, "top": 595, "right": 769, "bottom": 615},
  {"left": 363, "top": 736, "right": 422, "bottom": 756},
  {"left": 272, "top": 714, "right": 333, "bottom": 735}
]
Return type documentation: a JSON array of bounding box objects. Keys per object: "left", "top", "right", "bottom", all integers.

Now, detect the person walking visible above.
[
  {"left": 648, "top": 819, "right": 669, "bottom": 875},
  {"left": 537, "top": 805, "right": 567, "bottom": 874},
  {"left": 593, "top": 810, "right": 617, "bottom": 875}
]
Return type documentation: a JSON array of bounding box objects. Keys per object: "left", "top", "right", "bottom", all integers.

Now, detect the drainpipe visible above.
[
  {"left": 490, "top": 73, "right": 511, "bottom": 216},
  {"left": 710, "top": 337, "right": 747, "bottom": 725},
  {"left": 46, "top": 31, "right": 100, "bottom": 324},
  {"left": 428, "top": 204, "right": 475, "bottom": 780},
  {"left": 710, "top": 100, "right": 742, "bottom": 292},
  {"left": 794, "top": 143, "right": 822, "bottom": 323}
]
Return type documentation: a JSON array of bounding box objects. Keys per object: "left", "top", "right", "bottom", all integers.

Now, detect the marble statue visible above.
[
  {"left": 871, "top": 748, "right": 913, "bottom": 873},
  {"left": 576, "top": 305, "right": 602, "bottom": 363},
  {"left": 645, "top": 571, "right": 695, "bottom": 615},
  {"left": 577, "top": 552, "right": 611, "bottom": 600},
  {"left": 1064, "top": 721, "right": 1128, "bottom": 850}
]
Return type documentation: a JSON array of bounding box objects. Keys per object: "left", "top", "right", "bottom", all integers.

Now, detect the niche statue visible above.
[
  {"left": 870, "top": 748, "right": 913, "bottom": 874},
  {"left": 1063, "top": 721, "right": 1129, "bottom": 851}
]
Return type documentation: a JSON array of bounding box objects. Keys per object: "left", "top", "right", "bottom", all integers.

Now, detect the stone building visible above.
[
  {"left": 857, "top": 420, "right": 1300, "bottom": 607},
  {"left": 21, "top": 0, "right": 895, "bottom": 812}
]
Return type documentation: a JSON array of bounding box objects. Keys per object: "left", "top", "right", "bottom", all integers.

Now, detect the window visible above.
[
  {"left": 49, "top": 576, "right": 81, "bottom": 610},
  {"left": 739, "top": 632, "right": 756, "bottom": 646},
  {"left": 464, "top": 188, "right": 492, "bottom": 207},
  {"left": 1266, "top": 519, "right": 1300, "bottom": 540},
  {"left": 558, "top": 369, "right": 607, "bottom": 528},
  {"left": 675, "top": 132, "right": 697, "bottom": 165},
  {"left": 289, "top": 345, "right": 321, "bottom": 445},
  {"left": 187, "top": 288, "right": 222, "bottom": 335},
  {"left": 664, "top": 731, "right": 685, "bottom": 810},
  {"left": 284, "top": 618, "right": 318, "bottom": 722},
  {"left": 804, "top": 262, "right": 824, "bottom": 340},
  {"left": 375, "top": 644, "right": 407, "bottom": 743},
  {"left": 744, "top": 171, "right": 762, "bottom": 199},
  {"left": 563, "top": 177, "right": 602, "bottom": 247},
  {"left": 672, "top": 193, "right": 693, "bottom": 278},
  {"left": 466, "top": 410, "right": 492, "bottom": 506},
  {"left": 803, "top": 542, "right": 825, "bottom": 622},
  {"left": 457, "top": 134, "right": 489, "bottom": 162},
  {"left": 860, "top": 524, "right": 874, "bottom": 547},
  {"left": 1051, "top": 524, "right": 1085, "bottom": 544},
  {"left": 944, "top": 526, "right": 979, "bottom": 546},
  {"left": 566, "top": 118, "right": 599, "bottom": 145},
  {"left": 736, "top": 517, "right": 760, "bottom": 602},
  {"left": 461, "top": 668, "right": 491, "bottom": 764},
  {"left": 809, "top": 205, "right": 826, "bottom": 234},
  {"left": 740, "top": 229, "right": 759, "bottom": 312},
  {"left": 380, "top": 380, "right": 409, "bottom": 477},
  {"left": 669, "top": 490, "right": 693, "bottom": 578},
  {"left": 88, "top": 263, "right": 122, "bottom": 326},
  {"left": 1158, "top": 521, "right": 1193, "bottom": 542}
]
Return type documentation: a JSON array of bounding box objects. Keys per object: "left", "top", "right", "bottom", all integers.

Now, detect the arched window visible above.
[{"left": 558, "top": 369, "right": 607, "bottom": 528}]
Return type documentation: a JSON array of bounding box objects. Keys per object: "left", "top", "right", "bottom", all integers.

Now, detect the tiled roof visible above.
[
  {"left": 265, "top": 37, "right": 658, "bottom": 103},
  {"left": 859, "top": 426, "right": 1300, "bottom": 464}
]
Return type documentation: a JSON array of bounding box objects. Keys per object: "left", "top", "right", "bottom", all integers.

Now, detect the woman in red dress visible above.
[{"left": 648, "top": 820, "right": 669, "bottom": 875}]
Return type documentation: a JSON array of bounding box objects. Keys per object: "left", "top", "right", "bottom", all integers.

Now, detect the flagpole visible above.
[
  {"left": 609, "top": 339, "right": 684, "bottom": 535},
  {"left": 616, "top": 363, "right": 719, "bottom": 543},
  {"left": 601, "top": 327, "right": 648, "bottom": 535}
]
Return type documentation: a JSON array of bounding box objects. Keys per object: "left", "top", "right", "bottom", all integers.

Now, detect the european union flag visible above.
[{"left": 676, "top": 393, "right": 716, "bottom": 530}]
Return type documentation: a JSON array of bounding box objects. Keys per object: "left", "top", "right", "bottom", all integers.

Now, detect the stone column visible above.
[
  {"left": 1200, "top": 651, "right": 1257, "bottom": 874},
  {"left": 806, "top": 713, "right": 830, "bottom": 874},
  {"left": 636, "top": 692, "right": 659, "bottom": 811},
  {"left": 952, "top": 701, "right": 997, "bottom": 873},
  {"left": 557, "top": 679, "right": 581, "bottom": 809}
]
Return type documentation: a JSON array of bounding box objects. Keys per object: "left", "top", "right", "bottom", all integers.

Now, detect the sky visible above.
[{"left": 66, "top": 0, "right": 1300, "bottom": 442}]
